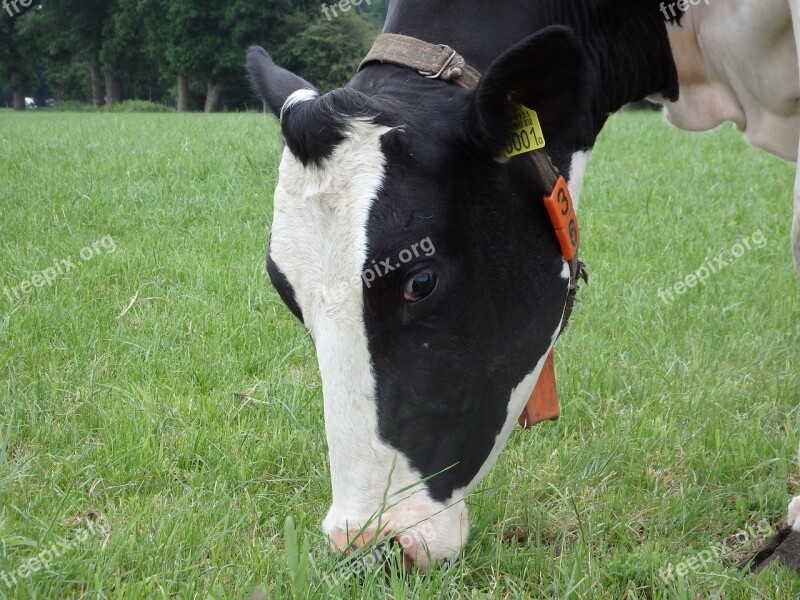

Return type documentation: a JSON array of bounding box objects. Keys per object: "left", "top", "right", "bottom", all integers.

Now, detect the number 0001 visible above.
[{"left": 506, "top": 131, "right": 531, "bottom": 154}]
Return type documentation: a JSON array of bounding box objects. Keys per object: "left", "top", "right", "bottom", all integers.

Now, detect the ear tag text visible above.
[{"left": 504, "top": 104, "right": 546, "bottom": 158}]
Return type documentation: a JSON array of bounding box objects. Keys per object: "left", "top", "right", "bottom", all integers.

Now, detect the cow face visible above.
[{"left": 247, "top": 27, "right": 588, "bottom": 568}]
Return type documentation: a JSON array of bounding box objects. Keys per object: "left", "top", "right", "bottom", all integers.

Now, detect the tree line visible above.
[{"left": 0, "top": 0, "right": 389, "bottom": 111}]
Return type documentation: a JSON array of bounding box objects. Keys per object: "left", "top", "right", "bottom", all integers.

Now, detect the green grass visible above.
[{"left": 0, "top": 110, "right": 798, "bottom": 599}]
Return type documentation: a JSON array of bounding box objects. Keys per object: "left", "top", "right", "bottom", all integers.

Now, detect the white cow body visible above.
[
  {"left": 655, "top": 1, "right": 800, "bottom": 277},
  {"left": 656, "top": 0, "right": 800, "bottom": 530},
  {"left": 662, "top": 1, "right": 799, "bottom": 161}
]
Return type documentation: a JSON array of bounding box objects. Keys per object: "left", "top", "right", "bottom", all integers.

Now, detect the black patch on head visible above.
[
  {"left": 280, "top": 89, "right": 393, "bottom": 166},
  {"left": 361, "top": 117, "right": 569, "bottom": 502}
]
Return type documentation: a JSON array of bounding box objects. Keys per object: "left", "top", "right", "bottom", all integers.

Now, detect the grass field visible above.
[{"left": 0, "top": 110, "right": 799, "bottom": 599}]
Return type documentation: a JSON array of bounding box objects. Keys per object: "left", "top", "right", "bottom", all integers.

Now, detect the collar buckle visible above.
[{"left": 418, "top": 47, "right": 459, "bottom": 80}]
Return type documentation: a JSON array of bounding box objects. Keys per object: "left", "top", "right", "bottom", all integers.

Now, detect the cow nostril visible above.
[
  {"left": 390, "top": 534, "right": 418, "bottom": 569},
  {"left": 329, "top": 528, "right": 432, "bottom": 570}
]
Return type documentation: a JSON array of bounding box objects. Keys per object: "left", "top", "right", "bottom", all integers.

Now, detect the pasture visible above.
[{"left": 0, "top": 111, "right": 799, "bottom": 598}]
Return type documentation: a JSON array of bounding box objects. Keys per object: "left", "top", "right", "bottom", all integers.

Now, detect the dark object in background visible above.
[
  {"left": 623, "top": 100, "right": 662, "bottom": 111},
  {"left": 739, "top": 524, "right": 800, "bottom": 574},
  {"left": 622, "top": 100, "right": 664, "bottom": 112}
]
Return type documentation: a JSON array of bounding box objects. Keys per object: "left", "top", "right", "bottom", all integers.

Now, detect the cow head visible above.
[{"left": 246, "top": 27, "right": 588, "bottom": 568}]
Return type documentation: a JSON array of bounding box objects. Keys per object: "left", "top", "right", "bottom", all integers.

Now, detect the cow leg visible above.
[
  {"left": 791, "top": 0, "right": 800, "bottom": 278},
  {"left": 790, "top": 495, "right": 800, "bottom": 532},
  {"left": 790, "top": 439, "right": 800, "bottom": 531},
  {"left": 784, "top": 2, "right": 800, "bottom": 534}
]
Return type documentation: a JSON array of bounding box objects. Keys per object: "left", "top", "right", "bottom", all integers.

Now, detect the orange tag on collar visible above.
[
  {"left": 542, "top": 176, "right": 579, "bottom": 261},
  {"left": 518, "top": 349, "right": 560, "bottom": 428}
]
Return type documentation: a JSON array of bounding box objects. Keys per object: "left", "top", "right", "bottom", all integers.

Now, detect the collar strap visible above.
[{"left": 359, "top": 33, "right": 482, "bottom": 89}]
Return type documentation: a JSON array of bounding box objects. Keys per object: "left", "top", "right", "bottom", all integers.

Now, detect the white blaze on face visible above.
[{"left": 269, "top": 117, "right": 467, "bottom": 562}]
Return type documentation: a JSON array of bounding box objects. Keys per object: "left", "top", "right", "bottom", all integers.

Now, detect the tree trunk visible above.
[
  {"left": 90, "top": 58, "right": 105, "bottom": 107},
  {"left": 204, "top": 81, "right": 223, "bottom": 113},
  {"left": 11, "top": 72, "right": 25, "bottom": 111},
  {"left": 177, "top": 74, "right": 190, "bottom": 112},
  {"left": 104, "top": 73, "right": 123, "bottom": 105}
]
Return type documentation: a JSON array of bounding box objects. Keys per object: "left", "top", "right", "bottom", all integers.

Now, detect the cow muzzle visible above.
[{"left": 322, "top": 498, "right": 469, "bottom": 570}]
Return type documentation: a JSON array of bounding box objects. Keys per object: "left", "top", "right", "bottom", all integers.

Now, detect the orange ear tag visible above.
[
  {"left": 518, "top": 349, "right": 560, "bottom": 428},
  {"left": 542, "top": 176, "right": 579, "bottom": 261}
]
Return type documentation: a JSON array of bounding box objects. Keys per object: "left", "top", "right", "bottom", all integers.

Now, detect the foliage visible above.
[
  {"left": 0, "top": 0, "right": 388, "bottom": 109},
  {"left": 103, "top": 100, "right": 174, "bottom": 112},
  {"left": 279, "top": 12, "right": 380, "bottom": 91},
  {"left": 0, "top": 11, "right": 38, "bottom": 92},
  {"left": 53, "top": 99, "right": 176, "bottom": 112}
]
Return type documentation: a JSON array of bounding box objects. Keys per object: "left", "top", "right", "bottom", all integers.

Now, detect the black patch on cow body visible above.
[
  {"left": 363, "top": 156, "right": 569, "bottom": 500},
  {"left": 382, "top": 0, "right": 681, "bottom": 135}
]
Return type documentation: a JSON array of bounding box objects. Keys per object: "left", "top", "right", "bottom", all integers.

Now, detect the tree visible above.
[
  {"left": 278, "top": 12, "right": 379, "bottom": 91},
  {"left": 22, "top": 0, "right": 117, "bottom": 106},
  {"left": 0, "top": 0, "right": 388, "bottom": 110},
  {"left": 101, "top": 0, "right": 163, "bottom": 103},
  {"left": 139, "top": 0, "right": 230, "bottom": 111},
  {"left": 0, "top": 12, "right": 37, "bottom": 109},
  {"left": 358, "top": 0, "right": 389, "bottom": 25}
]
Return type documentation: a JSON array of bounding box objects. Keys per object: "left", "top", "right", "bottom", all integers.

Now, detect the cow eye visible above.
[{"left": 403, "top": 270, "right": 437, "bottom": 302}]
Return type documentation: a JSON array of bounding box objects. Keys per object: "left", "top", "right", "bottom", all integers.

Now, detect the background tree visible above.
[
  {"left": 0, "top": 12, "right": 37, "bottom": 109},
  {"left": 21, "top": 0, "right": 117, "bottom": 106},
  {"left": 0, "top": 0, "right": 390, "bottom": 110},
  {"left": 101, "top": 0, "right": 159, "bottom": 104},
  {"left": 278, "top": 12, "right": 379, "bottom": 91}
]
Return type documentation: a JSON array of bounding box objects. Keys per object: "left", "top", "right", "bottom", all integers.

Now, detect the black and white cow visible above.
[{"left": 247, "top": 0, "right": 799, "bottom": 568}]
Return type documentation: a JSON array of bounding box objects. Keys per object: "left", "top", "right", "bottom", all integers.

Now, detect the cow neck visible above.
[
  {"left": 381, "top": 1, "right": 681, "bottom": 139},
  {"left": 358, "top": 34, "right": 587, "bottom": 337}
]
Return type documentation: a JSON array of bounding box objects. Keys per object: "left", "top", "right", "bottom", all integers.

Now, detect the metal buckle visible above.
[{"left": 418, "top": 47, "right": 458, "bottom": 79}]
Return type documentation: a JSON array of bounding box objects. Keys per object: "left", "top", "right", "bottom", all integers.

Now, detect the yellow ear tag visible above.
[{"left": 503, "top": 104, "right": 546, "bottom": 158}]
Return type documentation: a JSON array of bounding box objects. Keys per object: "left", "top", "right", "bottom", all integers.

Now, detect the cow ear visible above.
[
  {"left": 246, "top": 46, "right": 318, "bottom": 117},
  {"left": 470, "top": 26, "right": 587, "bottom": 155}
]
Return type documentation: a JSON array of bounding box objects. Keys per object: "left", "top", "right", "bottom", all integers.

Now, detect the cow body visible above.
[
  {"left": 660, "top": 1, "right": 800, "bottom": 278},
  {"left": 660, "top": 1, "right": 799, "bottom": 161},
  {"left": 248, "top": 0, "right": 800, "bottom": 568}
]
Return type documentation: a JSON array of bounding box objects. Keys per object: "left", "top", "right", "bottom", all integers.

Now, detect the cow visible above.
[
  {"left": 659, "top": 0, "right": 799, "bottom": 272},
  {"left": 246, "top": 0, "right": 800, "bottom": 568}
]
